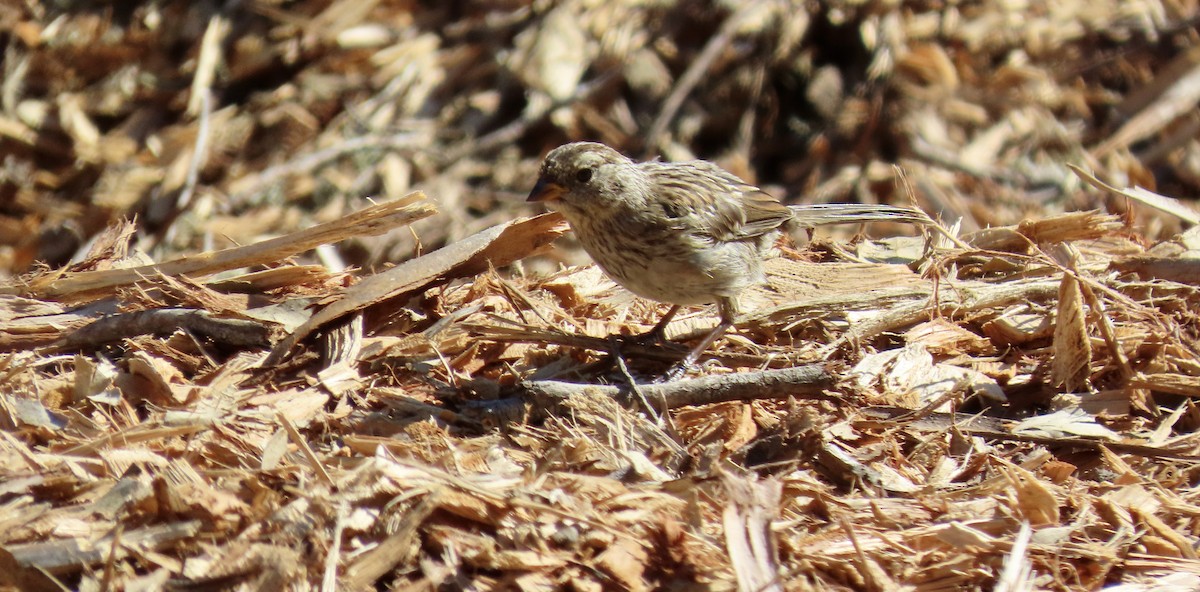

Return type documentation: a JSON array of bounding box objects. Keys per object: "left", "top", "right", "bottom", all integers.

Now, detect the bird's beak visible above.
[{"left": 527, "top": 178, "right": 565, "bottom": 203}]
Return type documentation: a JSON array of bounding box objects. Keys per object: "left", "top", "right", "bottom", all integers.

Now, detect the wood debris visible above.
[{"left": 2, "top": 2, "right": 1200, "bottom": 590}]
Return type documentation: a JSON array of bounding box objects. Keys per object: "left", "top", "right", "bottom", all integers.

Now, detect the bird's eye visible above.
[{"left": 575, "top": 168, "right": 594, "bottom": 183}]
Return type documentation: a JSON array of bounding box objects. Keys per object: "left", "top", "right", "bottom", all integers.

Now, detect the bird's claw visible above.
[
  {"left": 655, "top": 362, "right": 692, "bottom": 383},
  {"left": 616, "top": 329, "right": 667, "bottom": 348}
]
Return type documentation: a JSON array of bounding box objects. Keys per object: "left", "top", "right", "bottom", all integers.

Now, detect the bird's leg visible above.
[
  {"left": 612, "top": 304, "right": 682, "bottom": 349},
  {"left": 680, "top": 301, "right": 735, "bottom": 368},
  {"left": 658, "top": 298, "right": 736, "bottom": 382},
  {"left": 638, "top": 304, "right": 681, "bottom": 343},
  {"left": 596, "top": 305, "right": 686, "bottom": 384}
]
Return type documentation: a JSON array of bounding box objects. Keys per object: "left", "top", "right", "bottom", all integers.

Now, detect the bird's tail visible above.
[{"left": 787, "top": 203, "right": 933, "bottom": 228}]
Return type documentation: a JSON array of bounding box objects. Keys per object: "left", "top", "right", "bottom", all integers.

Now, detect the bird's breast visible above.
[{"left": 565, "top": 210, "right": 767, "bottom": 305}]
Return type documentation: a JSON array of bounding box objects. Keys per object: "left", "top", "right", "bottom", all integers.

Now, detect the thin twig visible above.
[
  {"left": 276, "top": 409, "right": 335, "bottom": 487},
  {"left": 610, "top": 339, "right": 661, "bottom": 424},
  {"left": 228, "top": 131, "right": 429, "bottom": 206},
  {"left": 178, "top": 89, "right": 213, "bottom": 212},
  {"left": 51, "top": 308, "right": 272, "bottom": 351},
  {"left": 643, "top": 1, "right": 767, "bottom": 156},
  {"left": 466, "top": 322, "right": 794, "bottom": 368},
  {"left": 439, "top": 70, "right": 620, "bottom": 165},
  {"left": 322, "top": 503, "right": 348, "bottom": 592},
  {"left": 143, "top": 88, "right": 215, "bottom": 254},
  {"left": 463, "top": 364, "right": 838, "bottom": 424}
]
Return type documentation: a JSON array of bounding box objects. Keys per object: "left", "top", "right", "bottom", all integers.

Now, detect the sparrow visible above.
[{"left": 528, "top": 141, "right": 929, "bottom": 375}]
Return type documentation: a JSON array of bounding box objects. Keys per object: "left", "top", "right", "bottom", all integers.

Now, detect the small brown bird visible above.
[{"left": 528, "top": 142, "right": 928, "bottom": 375}]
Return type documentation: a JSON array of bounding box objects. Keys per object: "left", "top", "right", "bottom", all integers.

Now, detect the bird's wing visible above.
[{"left": 643, "top": 160, "right": 792, "bottom": 243}]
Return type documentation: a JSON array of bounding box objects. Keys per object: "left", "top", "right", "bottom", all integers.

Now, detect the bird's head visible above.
[{"left": 527, "top": 142, "right": 641, "bottom": 216}]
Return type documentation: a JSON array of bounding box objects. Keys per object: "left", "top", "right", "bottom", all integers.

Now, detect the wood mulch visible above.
[{"left": 2, "top": 2, "right": 1200, "bottom": 590}]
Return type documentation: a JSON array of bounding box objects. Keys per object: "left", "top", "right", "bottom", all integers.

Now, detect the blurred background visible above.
[{"left": 2, "top": 0, "right": 1197, "bottom": 278}]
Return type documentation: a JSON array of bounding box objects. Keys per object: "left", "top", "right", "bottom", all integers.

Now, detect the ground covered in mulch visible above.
[{"left": 3, "top": 1, "right": 1200, "bottom": 590}]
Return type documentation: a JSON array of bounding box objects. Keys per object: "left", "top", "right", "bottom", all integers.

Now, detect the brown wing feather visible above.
[{"left": 641, "top": 160, "right": 792, "bottom": 243}]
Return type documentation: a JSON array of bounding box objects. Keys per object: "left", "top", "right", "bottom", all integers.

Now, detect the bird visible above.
[{"left": 528, "top": 141, "right": 929, "bottom": 377}]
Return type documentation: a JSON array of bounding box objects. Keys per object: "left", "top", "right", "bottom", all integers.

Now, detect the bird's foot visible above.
[
  {"left": 605, "top": 335, "right": 688, "bottom": 384},
  {"left": 622, "top": 304, "right": 680, "bottom": 347},
  {"left": 651, "top": 317, "right": 731, "bottom": 383},
  {"left": 602, "top": 335, "right": 653, "bottom": 384},
  {"left": 614, "top": 331, "right": 662, "bottom": 350},
  {"left": 614, "top": 327, "right": 669, "bottom": 348},
  {"left": 655, "top": 361, "right": 693, "bottom": 383}
]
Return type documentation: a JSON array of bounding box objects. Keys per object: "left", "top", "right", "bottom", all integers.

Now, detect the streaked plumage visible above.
[{"left": 528, "top": 141, "right": 928, "bottom": 374}]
